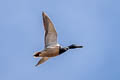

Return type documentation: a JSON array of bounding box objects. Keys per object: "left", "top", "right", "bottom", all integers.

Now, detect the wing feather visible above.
[
  {"left": 35, "top": 57, "right": 50, "bottom": 66},
  {"left": 42, "top": 12, "right": 58, "bottom": 48}
]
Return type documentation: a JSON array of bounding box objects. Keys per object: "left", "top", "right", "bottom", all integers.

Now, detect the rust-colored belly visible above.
[{"left": 39, "top": 47, "right": 59, "bottom": 57}]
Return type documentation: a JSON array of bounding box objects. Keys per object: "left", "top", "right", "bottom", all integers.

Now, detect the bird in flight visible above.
[{"left": 33, "top": 12, "right": 83, "bottom": 66}]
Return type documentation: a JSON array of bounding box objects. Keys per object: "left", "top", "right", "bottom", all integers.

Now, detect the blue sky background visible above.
[{"left": 0, "top": 0, "right": 120, "bottom": 80}]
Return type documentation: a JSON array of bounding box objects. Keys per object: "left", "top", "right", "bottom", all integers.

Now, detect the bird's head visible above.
[{"left": 68, "top": 44, "right": 83, "bottom": 49}]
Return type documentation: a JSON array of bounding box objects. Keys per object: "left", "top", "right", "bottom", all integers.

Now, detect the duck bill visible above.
[{"left": 76, "top": 46, "right": 83, "bottom": 48}]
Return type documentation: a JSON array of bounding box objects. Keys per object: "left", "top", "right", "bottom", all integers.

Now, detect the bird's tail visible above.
[
  {"left": 33, "top": 52, "right": 41, "bottom": 58},
  {"left": 35, "top": 57, "right": 50, "bottom": 66}
]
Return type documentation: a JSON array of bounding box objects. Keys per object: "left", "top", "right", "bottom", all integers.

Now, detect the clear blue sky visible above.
[{"left": 0, "top": 0, "right": 120, "bottom": 80}]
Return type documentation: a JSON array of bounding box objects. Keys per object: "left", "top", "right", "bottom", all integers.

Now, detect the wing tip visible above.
[
  {"left": 35, "top": 64, "right": 39, "bottom": 67},
  {"left": 42, "top": 11, "right": 47, "bottom": 17}
]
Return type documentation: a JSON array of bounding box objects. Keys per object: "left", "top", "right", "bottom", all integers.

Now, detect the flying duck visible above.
[{"left": 33, "top": 12, "right": 83, "bottom": 66}]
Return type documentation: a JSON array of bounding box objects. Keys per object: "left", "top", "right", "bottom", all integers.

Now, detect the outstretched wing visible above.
[
  {"left": 35, "top": 57, "right": 50, "bottom": 66},
  {"left": 42, "top": 12, "right": 58, "bottom": 48}
]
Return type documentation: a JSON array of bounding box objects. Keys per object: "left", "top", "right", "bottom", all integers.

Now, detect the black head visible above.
[{"left": 68, "top": 44, "right": 83, "bottom": 49}]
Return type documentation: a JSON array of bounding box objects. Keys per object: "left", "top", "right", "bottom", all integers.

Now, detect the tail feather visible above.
[
  {"left": 33, "top": 52, "right": 41, "bottom": 58},
  {"left": 35, "top": 57, "right": 50, "bottom": 66}
]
